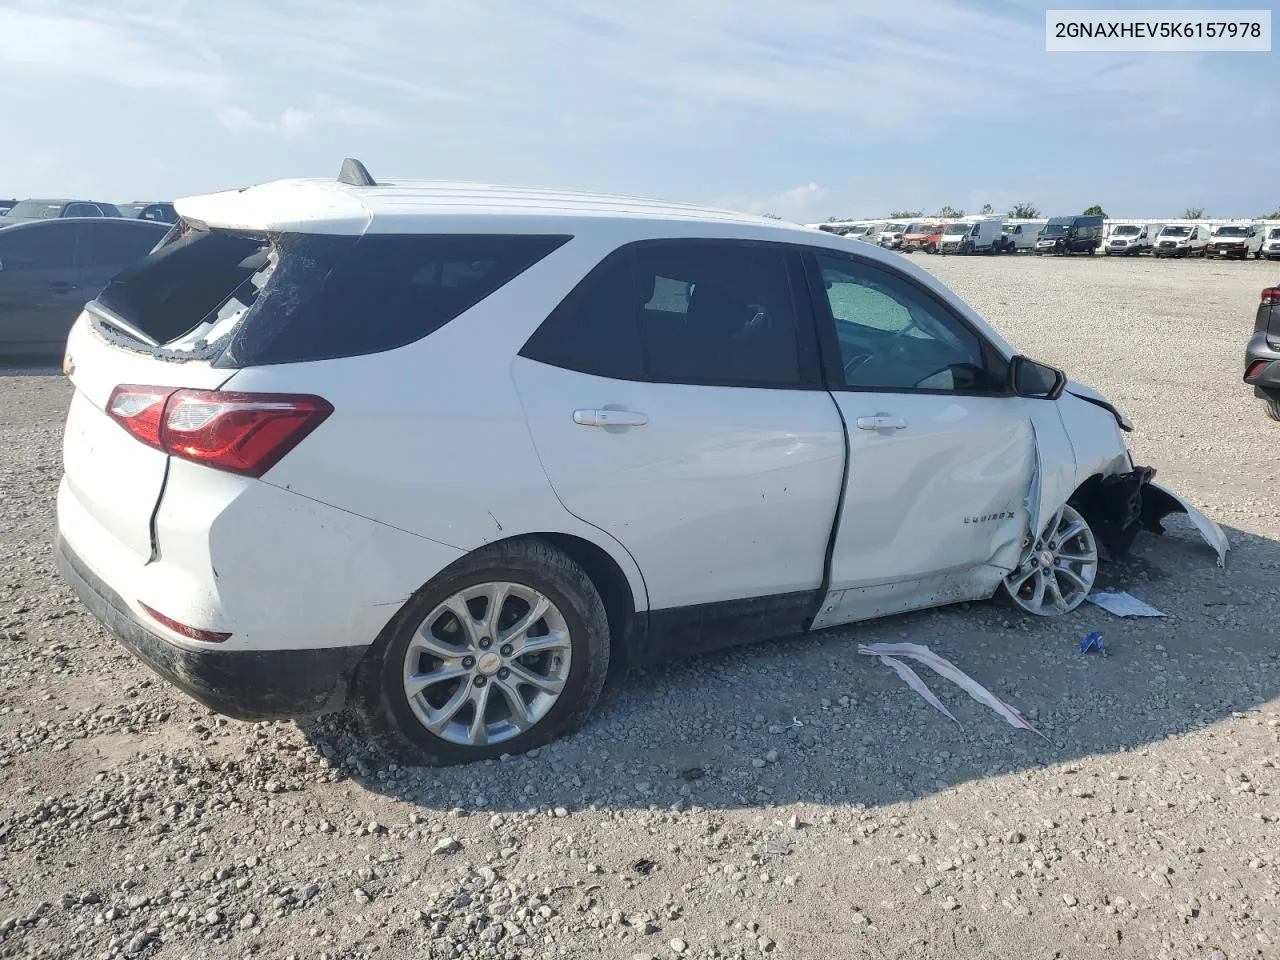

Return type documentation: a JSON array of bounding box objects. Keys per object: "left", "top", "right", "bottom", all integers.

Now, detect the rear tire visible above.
[
  {"left": 1265, "top": 395, "right": 1280, "bottom": 423},
  {"left": 352, "top": 539, "right": 610, "bottom": 766}
]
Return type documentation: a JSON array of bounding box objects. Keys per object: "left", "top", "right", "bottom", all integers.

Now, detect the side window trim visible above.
[{"left": 800, "top": 249, "right": 1013, "bottom": 397}]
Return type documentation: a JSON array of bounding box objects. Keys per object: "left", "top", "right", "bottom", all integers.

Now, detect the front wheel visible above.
[
  {"left": 352, "top": 539, "right": 610, "bottom": 765},
  {"left": 1000, "top": 504, "right": 1098, "bottom": 616}
]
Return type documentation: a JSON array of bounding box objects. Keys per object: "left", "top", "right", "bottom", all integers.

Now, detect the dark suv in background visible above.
[
  {"left": 1035, "top": 215, "right": 1105, "bottom": 255},
  {"left": 3, "top": 198, "right": 123, "bottom": 223},
  {"left": 1245, "top": 283, "right": 1280, "bottom": 421}
]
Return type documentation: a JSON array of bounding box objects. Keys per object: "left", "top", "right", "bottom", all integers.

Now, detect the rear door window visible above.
[
  {"left": 93, "top": 227, "right": 568, "bottom": 365},
  {"left": 521, "top": 240, "right": 811, "bottom": 388},
  {"left": 83, "top": 221, "right": 166, "bottom": 270},
  {"left": 0, "top": 222, "right": 78, "bottom": 271}
]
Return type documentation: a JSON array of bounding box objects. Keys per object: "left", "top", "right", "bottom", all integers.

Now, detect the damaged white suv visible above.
[{"left": 56, "top": 161, "right": 1226, "bottom": 766}]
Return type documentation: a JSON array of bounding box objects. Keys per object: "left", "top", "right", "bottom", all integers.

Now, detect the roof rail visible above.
[{"left": 338, "top": 158, "right": 377, "bottom": 187}]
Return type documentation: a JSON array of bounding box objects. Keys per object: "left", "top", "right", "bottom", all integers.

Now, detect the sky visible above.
[{"left": 0, "top": 0, "right": 1275, "bottom": 221}]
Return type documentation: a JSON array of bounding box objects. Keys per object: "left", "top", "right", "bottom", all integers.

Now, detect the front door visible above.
[
  {"left": 802, "top": 250, "right": 1036, "bottom": 628},
  {"left": 513, "top": 239, "right": 846, "bottom": 649}
]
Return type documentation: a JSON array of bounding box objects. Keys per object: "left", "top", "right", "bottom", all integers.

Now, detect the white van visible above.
[
  {"left": 1206, "top": 224, "right": 1263, "bottom": 260},
  {"left": 1153, "top": 224, "right": 1209, "bottom": 258},
  {"left": 1105, "top": 224, "right": 1159, "bottom": 256},
  {"left": 1262, "top": 227, "right": 1280, "bottom": 261},
  {"left": 879, "top": 223, "right": 908, "bottom": 249},
  {"left": 1003, "top": 222, "right": 1043, "bottom": 252},
  {"left": 939, "top": 218, "right": 1003, "bottom": 254}
]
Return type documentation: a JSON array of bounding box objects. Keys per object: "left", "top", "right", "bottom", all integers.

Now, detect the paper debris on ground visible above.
[
  {"left": 858, "top": 642, "right": 1045, "bottom": 739},
  {"left": 1086, "top": 590, "right": 1167, "bottom": 618}
]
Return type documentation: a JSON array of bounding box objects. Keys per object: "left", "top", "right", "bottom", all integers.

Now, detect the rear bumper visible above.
[
  {"left": 1245, "top": 331, "right": 1280, "bottom": 396},
  {"left": 57, "top": 533, "right": 365, "bottom": 720}
]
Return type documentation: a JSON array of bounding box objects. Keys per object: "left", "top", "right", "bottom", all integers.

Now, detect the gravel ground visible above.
[{"left": 1, "top": 254, "right": 1278, "bottom": 960}]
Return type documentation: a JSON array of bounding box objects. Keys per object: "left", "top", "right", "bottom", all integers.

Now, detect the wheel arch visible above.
[{"left": 529, "top": 531, "right": 644, "bottom": 669}]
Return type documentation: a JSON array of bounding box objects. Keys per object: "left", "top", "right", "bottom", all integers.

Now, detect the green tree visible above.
[
  {"left": 761, "top": 213, "right": 783, "bottom": 220},
  {"left": 1184, "top": 207, "right": 1205, "bottom": 219},
  {"left": 887, "top": 209, "right": 923, "bottom": 219},
  {"left": 1083, "top": 204, "right": 1108, "bottom": 217},
  {"left": 980, "top": 203, "right": 995, "bottom": 215},
  {"left": 937, "top": 205, "right": 965, "bottom": 218},
  {"left": 1007, "top": 202, "right": 1040, "bottom": 219},
  {"left": 1257, "top": 208, "right": 1280, "bottom": 220}
]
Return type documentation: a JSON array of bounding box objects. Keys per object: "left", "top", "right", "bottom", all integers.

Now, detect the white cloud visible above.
[
  {"left": 217, "top": 106, "right": 313, "bottom": 138},
  {"left": 720, "top": 183, "right": 829, "bottom": 221},
  {"left": 313, "top": 95, "right": 387, "bottom": 128},
  {"left": 216, "top": 97, "right": 385, "bottom": 138},
  {"left": 0, "top": 6, "right": 226, "bottom": 95}
]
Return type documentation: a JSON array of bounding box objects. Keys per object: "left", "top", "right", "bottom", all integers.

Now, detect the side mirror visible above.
[{"left": 1009, "top": 355, "right": 1066, "bottom": 400}]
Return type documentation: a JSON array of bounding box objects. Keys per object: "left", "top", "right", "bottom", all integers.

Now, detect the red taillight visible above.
[
  {"left": 1263, "top": 287, "right": 1280, "bottom": 306},
  {"left": 1246, "top": 359, "right": 1270, "bottom": 380},
  {"left": 105, "top": 386, "right": 333, "bottom": 477},
  {"left": 138, "top": 602, "right": 231, "bottom": 643},
  {"left": 162, "top": 390, "right": 334, "bottom": 477},
  {"left": 107, "top": 385, "right": 173, "bottom": 450}
]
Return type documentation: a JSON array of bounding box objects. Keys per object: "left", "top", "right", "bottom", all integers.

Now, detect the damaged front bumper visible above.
[{"left": 1082, "top": 466, "right": 1228, "bottom": 566}]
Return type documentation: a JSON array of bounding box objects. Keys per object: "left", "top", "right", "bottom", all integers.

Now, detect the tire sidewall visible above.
[{"left": 355, "top": 543, "right": 608, "bottom": 765}]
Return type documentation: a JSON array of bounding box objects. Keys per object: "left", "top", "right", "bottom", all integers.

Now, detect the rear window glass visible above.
[
  {"left": 94, "top": 225, "right": 569, "bottom": 366},
  {"left": 6, "top": 201, "right": 64, "bottom": 219}
]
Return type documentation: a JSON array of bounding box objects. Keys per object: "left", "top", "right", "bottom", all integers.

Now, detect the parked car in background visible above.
[
  {"left": 53, "top": 162, "right": 1224, "bottom": 765},
  {"left": 0, "top": 217, "right": 167, "bottom": 359},
  {"left": 3, "top": 198, "right": 123, "bottom": 223},
  {"left": 1105, "top": 223, "right": 1159, "bottom": 256},
  {"left": 1003, "top": 222, "right": 1043, "bottom": 252},
  {"left": 837, "top": 223, "right": 875, "bottom": 241},
  {"left": 1244, "top": 282, "right": 1280, "bottom": 421},
  {"left": 1263, "top": 227, "right": 1280, "bottom": 261},
  {"left": 1035, "top": 215, "right": 1105, "bottom": 255},
  {"left": 0, "top": 199, "right": 16, "bottom": 216},
  {"left": 938, "top": 219, "right": 1005, "bottom": 255},
  {"left": 116, "top": 202, "right": 179, "bottom": 224},
  {"left": 1153, "top": 224, "right": 1209, "bottom": 258},
  {"left": 901, "top": 222, "right": 943, "bottom": 253},
  {"left": 938, "top": 222, "right": 971, "bottom": 254},
  {"left": 1206, "top": 224, "right": 1263, "bottom": 260},
  {"left": 879, "top": 223, "right": 907, "bottom": 249}
]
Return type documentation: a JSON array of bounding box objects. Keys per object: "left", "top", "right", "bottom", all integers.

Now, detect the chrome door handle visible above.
[
  {"left": 573, "top": 408, "right": 649, "bottom": 427},
  {"left": 855, "top": 415, "right": 907, "bottom": 431}
]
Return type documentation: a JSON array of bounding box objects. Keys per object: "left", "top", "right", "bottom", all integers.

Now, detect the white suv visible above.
[{"left": 56, "top": 161, "right": 1225, "bottom": 765}]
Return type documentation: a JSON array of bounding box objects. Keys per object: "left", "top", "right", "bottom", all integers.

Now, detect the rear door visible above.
[
  {"left": 514, "top": 239, "right": 845, "bottom": 641},
  {"left": 802, "top": 249, "right": 1035, "bottom": 627},
  {"left": 0, "top": 221, "right": 84, "bottom": 357}
]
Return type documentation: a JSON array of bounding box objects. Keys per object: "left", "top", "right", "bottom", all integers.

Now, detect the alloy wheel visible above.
[
  {"left": 1003, "top": 504, "right": 1098, "bottom": 616},
  {"left": 402, "top": 581, "right": 572, "bottom": 746}
]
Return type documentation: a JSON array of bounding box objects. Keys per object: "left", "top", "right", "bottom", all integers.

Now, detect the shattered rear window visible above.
[{"left": 92, "top": 222, "right": 570, "bottom": 366}]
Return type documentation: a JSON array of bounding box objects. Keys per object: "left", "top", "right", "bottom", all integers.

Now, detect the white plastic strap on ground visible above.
[
  {"left": 876, "top": 655, "right": 960, "bottom": 726},
  {"left": 858, "top": 642, "right": 1047, "bottom": 739}
]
